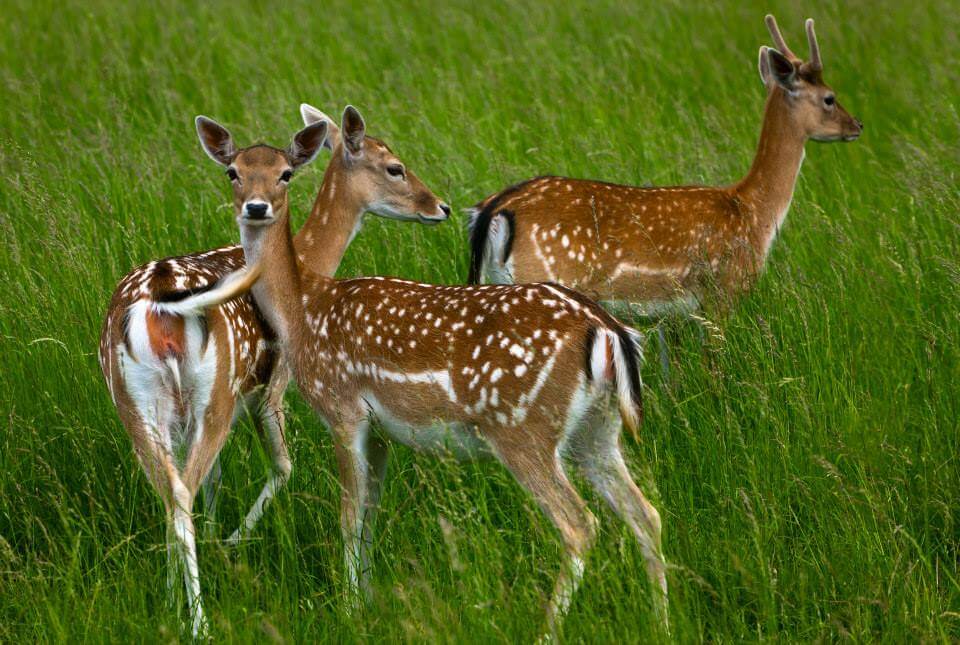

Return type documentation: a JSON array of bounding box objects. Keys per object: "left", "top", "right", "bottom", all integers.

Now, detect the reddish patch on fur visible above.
[
  {"left": 604, "top": 335, "right": 615, "bottom": 381},
  {"left": 146, "top": 309, "right": 186, "bottom": 358}
]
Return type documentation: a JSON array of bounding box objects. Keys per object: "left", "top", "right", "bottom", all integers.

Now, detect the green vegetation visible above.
[{"left": 1, "top": 0, "right": 957, "bottom": 640}]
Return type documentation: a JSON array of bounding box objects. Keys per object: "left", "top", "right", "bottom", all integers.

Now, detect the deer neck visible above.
[
  {"left": 293, "top": 158, "right": 366, "bottom": 277},
  {"left": 734, "top": 88, "right": 808, "bottom": 255},
  {"left": 240, "top": 203, "right": 316, "bottom": 353}
]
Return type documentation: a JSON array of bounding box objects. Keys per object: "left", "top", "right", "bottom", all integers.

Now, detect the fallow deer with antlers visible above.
[
  {"left": 197, "top": 115, "right": 668, "bottom": 636},
  {"left": 469, "top": 15, "right": 862, "bottom": 367},
  {"left": 97, "top": 106, "right": 450, "bottom": 636}
]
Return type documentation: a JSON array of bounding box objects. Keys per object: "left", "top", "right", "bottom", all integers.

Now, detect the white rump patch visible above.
[
  {"left": 600, "top": 294, "right": 700, "bottom": 319},
  {"left": 119, "top": 300, "right": 219, "bottom": 459}
]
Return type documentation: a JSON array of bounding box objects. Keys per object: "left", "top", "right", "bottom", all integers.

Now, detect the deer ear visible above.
[
  {"left": 341, "top": 105, "right": 366, "bottom": 158},
  {"left": 288, "top": 121, "right": 329, "bottom": 168},
  {"left": 765, "top": 48, "right": 797, "bottom": 90},
  {"left": 195, "top": 116, "right": 236, "bottom": 166},
  {"left": 758, "top": 46, "right": 772, "bottom": 86},
  {"left": 300, "top": 103, "right": 339, "bottom": 150}
]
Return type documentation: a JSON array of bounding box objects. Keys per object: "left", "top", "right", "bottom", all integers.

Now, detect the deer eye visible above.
[
  {"left": 279, "top": 169, "right": 293, "bottom": 183},
  {"left": 824, "top": 95, "right": 836, "bottom": 107},
  {"left": 386, "top": 164, "right": 405, "bottom": 178},
  {"left": 226, "top": 167, "right": 239, "bottom": 182}
]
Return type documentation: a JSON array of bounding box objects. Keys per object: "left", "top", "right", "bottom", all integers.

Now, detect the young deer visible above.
[
  {"left": 98, "top": 106, "right": 449, "bottom": 636},
  {"left": 469, "top": 15, "right": 862, "bottom": 364},
  {"left": 202, "top": 119, "right": 669, "bottom": 635}
]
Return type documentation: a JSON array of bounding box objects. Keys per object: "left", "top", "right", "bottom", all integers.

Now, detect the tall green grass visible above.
[{"left": 1, "top": 0, "right": 957, "bottom": 640}]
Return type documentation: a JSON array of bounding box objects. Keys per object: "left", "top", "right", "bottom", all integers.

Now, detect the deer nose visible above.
[
  {"left": 245, "top": 202, "right": 269, "bottom": 219},
  {"left": 855, "top": 118, "right": 864, "bottom": 130},
  {"left": 439, "top": 203, "right": 452, "bottom": 217}
]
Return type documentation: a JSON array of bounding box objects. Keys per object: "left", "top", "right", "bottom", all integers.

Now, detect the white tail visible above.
[
  {"left": 588, "top": 326, "right": 644, "bottom": 438},
  {"left": 150, "top": 262, "right": 262, "bottom": 316}
]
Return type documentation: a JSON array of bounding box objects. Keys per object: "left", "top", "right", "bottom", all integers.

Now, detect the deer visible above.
[
  {"left": 97, "top": 105, "right": 450, "bottom": 637},
  {"left": 195, "top": 116, "right": 670, "bottom": 637},
  {"left": 468, "top": 15, "right": 862, "bottom": 374}
]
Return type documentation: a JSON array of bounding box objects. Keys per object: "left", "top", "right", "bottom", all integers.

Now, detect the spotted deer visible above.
[
  {"left": 97, "top": 106, "right": 450, "bottom": 636},
  {"left": 469, "top": 15, "right": 862, "bottom": 369},
  {"left": 199, "top": 119, "right": 668, "bottom": 635}
]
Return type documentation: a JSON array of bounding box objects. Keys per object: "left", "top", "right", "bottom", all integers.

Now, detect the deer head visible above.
[
  {"left": 300, "top": 104, "right": 451, "bottom": 224},
  {"left": 195, "top": 116, "right": 329, "bottom": 225},
  {"left": 758, "top": 15, "right": 863, "bottom": 142}
]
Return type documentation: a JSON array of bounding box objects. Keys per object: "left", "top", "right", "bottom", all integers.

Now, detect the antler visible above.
[
  {"left": 765, "top": 14, "right": 798, "bottom": 61},
  {"left": 805, "top": 18, "right": 822, "bottom": 71}
]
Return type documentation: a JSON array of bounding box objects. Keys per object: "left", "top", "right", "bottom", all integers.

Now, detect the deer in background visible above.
[
  {"left": 197, "top": 116, "right": 669, "bottom": 637},
  {"left": 98, "top": 106, "right": 450, "bottom": 636},
  {"left": 469, "top": 15, "right": 862, "bottom": 372}
]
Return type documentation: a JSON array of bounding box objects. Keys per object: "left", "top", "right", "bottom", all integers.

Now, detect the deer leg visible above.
[
  {"left": 494, "top": 438, "right": 598, "bottom": 636},
  {"left": 332, "top": 417, "right": 374, "bottom": 607},
  {"left": 228, "top": 370, "right": 292, "bottom": 545},
  {"left": 116, "top": 397, "right": 198, "bottom": 625},
  {"left": 226, "top": 402, "right": 290, "bottom": 544},
  {"left": 358, "top": 432, "right": 389, "bottom": 599},
  {"left": 177, "top": 386, "right": 238, "bottom": 637},
  {"left": 571, "top": 407, "right": 668, "bottom": 630},
  {"left": 112, "top": 342, "right": 208, "bottom": 635},
  {"left": 136, "top": 434, "right": 184, "bottom": 612},
  {"left": 136, "top": 421, "right": 205, "bottom": 638},
  {"left": 170, "top": 470, "right": 205, "bottom": 638}
]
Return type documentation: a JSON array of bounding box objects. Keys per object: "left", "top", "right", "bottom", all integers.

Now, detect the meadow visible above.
[{"left": 1, "top": 0, "right": 958, "bottom": 641}]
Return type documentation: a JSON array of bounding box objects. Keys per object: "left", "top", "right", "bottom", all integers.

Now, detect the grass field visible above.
[{"left": 1, "top": 0, "right": 959, "bottom": 641}]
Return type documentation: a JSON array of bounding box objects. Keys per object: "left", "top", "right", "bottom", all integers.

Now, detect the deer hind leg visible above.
[
  {"left": 569, "top": 403, "right": 668, "bottom": 629},
  {"left": 147, "top": 453, "right": 203, "bottom": 636},
  {"left": 228, "top": 366, "right": 292, "bottom": 545},
  {"left": 127, "top": 421, "right": 181, "bottom": 605},
  {"left": 175, "top": 384, "right": 239, "bottom": 637},
  {"left": 124, "top": 409, "right": 206, "bottom": 638},
  {"left": 111, "top": 343, "right": 207, "bottom": 635},
  {"left": 492, "top": 433, "right": 598, "bottom": 636},
  {"left": 169, "top": 467, "right": 205, "bottom": 638}
]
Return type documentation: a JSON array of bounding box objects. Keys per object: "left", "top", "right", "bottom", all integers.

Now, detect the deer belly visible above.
[
  {"left": 362, "top": 393, "right": 493, "bottom": 461},
  {"left": 600, "top": 292, "right": 700, "bottom": 319}
]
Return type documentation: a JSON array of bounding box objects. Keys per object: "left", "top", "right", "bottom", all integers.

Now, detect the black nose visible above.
[
  {"left": 439, "top": 203, "right": 451, "bottom": 217},
  {"left": 856, "top": 118, "right": 864, "bottom": 130},
  {"left": 246, "top": 202, "right": 269, "bottom": 219}
]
